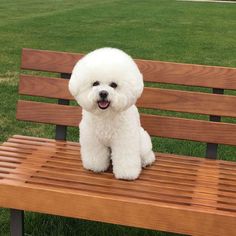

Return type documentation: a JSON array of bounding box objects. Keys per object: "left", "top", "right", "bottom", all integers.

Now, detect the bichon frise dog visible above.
[{"left": 68, "top": 48, "right": 155, "bottom": 180}]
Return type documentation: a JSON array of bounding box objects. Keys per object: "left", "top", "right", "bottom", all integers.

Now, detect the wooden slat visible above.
[
  {"left": 12, "top": 134, "right": 80, "bottom": 146},
  {"left": 21, "top": 48, "right": 84, "bottom": 74},
  {"left": 138, "top": 87, "right": 236, "bottom": 118},
  {"left": 21, "top": 48, "right": 236, "bottom": 89},
  {"left": 6, "top": 138, "right": 80, "bottom": 152},
  {"left": 16, "top": 100, "right": 81, "bottom": 127},
  {"left": 0, "top": 184, "right": 235, "bottom": 236},
  {"left": 19, "top": 74, "right": 236, "bottom": 118},
  {"left": 16, "top": 100, "right": 236, "bottom": 146},
  {"left": 136, "top": 60, "right": 236, "bottom": 89},
  {"left": 19, "top": 75, "right": 72, "bottom": 100},
  {"left": 141, "top": 114, "right": 236, "bottom": 146}
]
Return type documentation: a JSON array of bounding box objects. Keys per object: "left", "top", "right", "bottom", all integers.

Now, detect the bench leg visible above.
[{"left": 10, "top": 209, "right": 24, "bottom": 236}]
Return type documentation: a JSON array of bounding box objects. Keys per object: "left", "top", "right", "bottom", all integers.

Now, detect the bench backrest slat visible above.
[
  {"left": 21, "top": 48, "right": 84, "bottom": 74},
  {"left": 21, "top": 48, "right": 236, "bottom": 89},
  {"left": 19, "top": 74, "right": 236, "bottom": 118},
  {"left": 16, "top": 100, "right": 236, "bottom": 146},
  {"left": 17, "top": 100, "right": 82, "bottom": 126},
  {"left": 19, "top": 75, "right": 71, "bottom": 100}
]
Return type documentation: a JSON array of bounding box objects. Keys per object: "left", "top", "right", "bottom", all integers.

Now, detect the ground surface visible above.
[{"left": 0, "top": 0, "right": 235, "bottom": 235}]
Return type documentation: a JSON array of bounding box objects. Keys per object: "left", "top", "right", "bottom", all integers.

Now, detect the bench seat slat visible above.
[
  {"left": 19, "top": 74, "right": 236, "bottom": 118},
  {"left": 12, "top": 134, "right": 80, "bottom": 146},
  {"left": 2, "top": 146, "right": 235, "bottom": 200},
  {"left": 1, "top": 183, "right": 235, "bottom": 236},
  {"left": 16, "top": 100, "right": 236, "bottom": 146},
  {"left": 2, "top": 134, "right": 236, "bottom": 199},
  {"left": 0, "top": 135, "right": 236, "bottom": 236},
  {"left": 21, "top": 48, "right": 236, "bottom": 89}
]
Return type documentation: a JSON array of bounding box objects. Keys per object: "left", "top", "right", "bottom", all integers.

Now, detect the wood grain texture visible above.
[
  {"left": 19, "top": 75, "right": 73, "bottom": 100},
  {"left": 21, "top": 48, "right": 236, "bottom": 89},
  {"left": 21, "top": 48, "right": 83, "bottom": 74},
  {"left": 136, "top": 60, "right": 236, "bottom": 89},
  {"left": 0, "top": 135, "right": 236, "bottom": 236},
  {"left": 16, "top": 100, "right": 81, "bottom": 127},
  {"left": 16, "top": 100, "right": 236, "bottom": 146},
  {"left": 138, "top": 87, "right": 236, "bottom": 117},
  {"left": 140, "top": 114, "right": 236, "bottom": 146},
  {"left": 1, "top": 184, "right": 235, "bottom": 236},
  {"left": 19, "top": 74, "right": 236, "bottom": 118}
]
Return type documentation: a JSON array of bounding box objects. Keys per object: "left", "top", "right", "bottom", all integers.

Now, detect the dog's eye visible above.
[
  {"left": 110, "top": 82, "right": 118, "bottom": 88},
  {"left": 92, "top": 81, "right": 100, "bottom": 86}
]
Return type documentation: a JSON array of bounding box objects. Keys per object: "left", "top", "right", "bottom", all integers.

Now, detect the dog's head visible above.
[{"left": 69, "top": 48, "right": 143, "bottom": 115}]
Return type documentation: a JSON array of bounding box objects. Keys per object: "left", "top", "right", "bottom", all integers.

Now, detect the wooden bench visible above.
[{"left": 1, "top": 48, "right": 236, "bottom": 236}]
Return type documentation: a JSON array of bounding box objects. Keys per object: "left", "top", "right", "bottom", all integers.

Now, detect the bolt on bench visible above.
[{"left": 1, "top": 48, "right": 236, "bottom": 236}]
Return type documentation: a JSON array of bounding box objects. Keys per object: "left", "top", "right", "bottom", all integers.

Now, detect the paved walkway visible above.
[{"left": 178, "top": 0, "right": 236, "bottom": 3}]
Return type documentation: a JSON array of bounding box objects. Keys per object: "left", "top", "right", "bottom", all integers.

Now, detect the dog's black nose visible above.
[{"left": 99, "top": 90, "right": 108, "bottom": 99}]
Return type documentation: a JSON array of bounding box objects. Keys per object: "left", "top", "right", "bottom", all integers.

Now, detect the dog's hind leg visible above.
[{"left": 140, "top": 127, "right": 156, "bottom": 167}]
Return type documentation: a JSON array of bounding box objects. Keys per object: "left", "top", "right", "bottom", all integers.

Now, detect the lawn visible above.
[{"left": 0, "top": 0, "right": 236, "bottom": 235}]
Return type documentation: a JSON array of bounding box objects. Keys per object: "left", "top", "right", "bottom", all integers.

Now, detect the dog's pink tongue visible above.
[{"left": 99, "top": 101, "right": 109, "bottom": 108}]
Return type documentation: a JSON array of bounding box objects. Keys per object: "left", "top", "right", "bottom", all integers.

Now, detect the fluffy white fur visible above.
[{"left": 69, "top": 48, "right": 155, "bottom": 180}]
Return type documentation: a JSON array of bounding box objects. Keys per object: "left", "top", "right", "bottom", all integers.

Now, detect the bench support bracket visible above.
[
  {"left": 55, "top": 73, "right": 71, "bottom": 141},
  {"left": 206, "top": 88, "right": 224, "bottom": 159},
  {"left": 10, "top": 209, "right": 24, "bottom": 236}
]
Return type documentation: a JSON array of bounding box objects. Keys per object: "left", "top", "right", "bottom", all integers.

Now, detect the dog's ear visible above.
[
  {"left": 134, "top": 72, "right": 144, "bottom": 99},
  {"left": 139, "top": 72, "right": 144, "bottom": 93},
  {"left": 68, "top": 74, "right": 78, "bottom": 97},
  {"left": 68, "top": 62, "right": 81, "bottom": 97}
]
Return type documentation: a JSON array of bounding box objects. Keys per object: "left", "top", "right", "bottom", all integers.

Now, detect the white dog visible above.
[{"left": 68, "top": 48, "right": 155, "bottom": 180}]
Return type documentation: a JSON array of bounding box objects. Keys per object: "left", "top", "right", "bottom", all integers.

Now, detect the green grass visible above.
[{"left": 0, "top": 0, "right": 236, "bottom": 235}]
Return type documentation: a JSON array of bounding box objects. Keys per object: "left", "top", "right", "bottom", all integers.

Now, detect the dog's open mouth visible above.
[{"left": 97, "top": 100, "right": 110, "bottom": 110}]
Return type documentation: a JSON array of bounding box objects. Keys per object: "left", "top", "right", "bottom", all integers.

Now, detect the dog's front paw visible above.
[
  {"left": 82, "top": 158, "right": 110, "bottom": 173},
  {"left": 113, "top": 166, "right": 141, "bottom": 180},
  {"left": 142, "top": 151, "right": 156, "bottom": 168}
]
